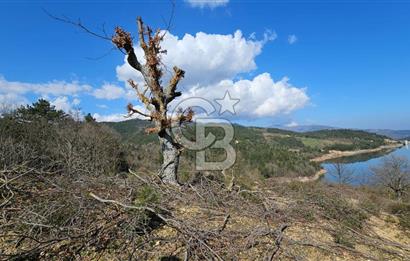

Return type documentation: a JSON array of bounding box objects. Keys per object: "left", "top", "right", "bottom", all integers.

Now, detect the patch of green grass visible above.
[{"left": 299, "top": 137, "right": 336, "bottom": 149}]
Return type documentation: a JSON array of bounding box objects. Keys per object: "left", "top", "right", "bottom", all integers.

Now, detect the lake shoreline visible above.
[
  {"left": 277, "top": 142, "right": 404, "bottom": 183},
  {"left": 275, "top": 168, "right": 327, "bottom": 183},
  {"left": 310, "top": 143, "right": 404, "bottom": 163}
]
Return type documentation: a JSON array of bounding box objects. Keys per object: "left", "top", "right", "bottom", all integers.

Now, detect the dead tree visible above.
[
  {"left": 112, "top": 17, "right": 192, "bottom": 185},
  {"left": 45, "top": 11, "right": 191, "bottom": 184},
  {"left": 371, "top": 155, "right": 410, "bottom": 201}
]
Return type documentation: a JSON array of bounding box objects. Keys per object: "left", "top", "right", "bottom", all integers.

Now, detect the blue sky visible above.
[{"left": 0, "top": 0, "right": 409, "bottom": 129}]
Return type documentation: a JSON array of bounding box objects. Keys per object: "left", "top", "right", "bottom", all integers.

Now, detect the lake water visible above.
[{"left": 322, "top": 145, "right": 410, "bottom": 185}]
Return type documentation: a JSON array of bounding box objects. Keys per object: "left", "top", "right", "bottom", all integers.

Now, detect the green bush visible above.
[
  {"left": 133, "top": 185, "right": 160, "bottom": 206},
  {"left": 333, "top": 228, "right": 355, "bottom": 248}
]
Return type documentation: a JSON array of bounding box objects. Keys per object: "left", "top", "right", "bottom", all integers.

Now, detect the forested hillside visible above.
[{"left": 105, "top": 119, "right": 392, "bottom": 181}]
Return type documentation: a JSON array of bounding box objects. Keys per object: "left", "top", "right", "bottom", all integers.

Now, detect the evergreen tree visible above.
[{"left": 14, "top": 99, "right": 68, "bottom": 122}]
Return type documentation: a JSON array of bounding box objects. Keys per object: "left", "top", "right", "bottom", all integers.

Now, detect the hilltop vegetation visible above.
[
  {"left": 1, "top": 101, "right": 409, "bottom": 260},
  {"left": 107, "top": 119, "right": 390, "bottom": 152},
  {"left": 105, "top": 119, "right": 392, "bottom": 181},
  {"left": 0, "top": 101, "right": 394, "bottom": 185},
  {"left": 303, "top": 129, "right": 388, "bottom": 151}
]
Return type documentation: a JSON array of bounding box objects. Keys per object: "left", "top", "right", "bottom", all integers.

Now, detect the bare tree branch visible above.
[{"left": 43, "top": 9, "right": 111, "bottom": 41}]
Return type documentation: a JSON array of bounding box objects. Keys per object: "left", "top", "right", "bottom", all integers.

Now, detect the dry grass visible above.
[{"left": 2, "top": 167, "right": 410, "bottom": 260}]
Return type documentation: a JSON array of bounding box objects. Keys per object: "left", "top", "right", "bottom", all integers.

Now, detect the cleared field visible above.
[{"left": 298, "top": 137, "right": 349, "bottom": 149}]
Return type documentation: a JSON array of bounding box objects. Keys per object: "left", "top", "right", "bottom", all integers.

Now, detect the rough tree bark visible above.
[
  {"left": 158, "top": 130, "right": 180, "bottom": 185},
  {"left": 112, "top": 17, "right": 192, "bottom": 185}
]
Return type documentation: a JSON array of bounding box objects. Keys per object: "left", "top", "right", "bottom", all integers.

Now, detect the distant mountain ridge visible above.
[
  {"left": 271, "top": 124, "right": 336, "bottom": 133},
  {"left": 272, "top": 124, "right": 410, "bottom": 140},
  {"left": 365, "top": 129, "right": 410, "bottom": 140}
]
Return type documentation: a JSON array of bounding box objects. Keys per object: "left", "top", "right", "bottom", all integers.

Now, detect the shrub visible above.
[
  {"left": 282, "top": 182, "right": 368, "bottom": 230},
  {"left": 0, "top": 102, "right": 129, "bottom": 177},
  {"left": 388, "top": 202, "right": 410, "bottom": 231},
  {"left": 333, "top": 228, "right": 355, "bottom": 248},
  {"left": 358, "top": 198, "right": 381, "bottom": 216},
  {"left": 133, "top": 185, "right": 160, "bottom": 206}
]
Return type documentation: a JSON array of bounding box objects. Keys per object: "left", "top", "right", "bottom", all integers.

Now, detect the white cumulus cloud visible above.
[
  {"left": 116, "top": 30, "right": 268, "bottom": 87},
  {"left": 0, "top": 75, "right": 92, "bottom": 96},
  {"left": 51, "top": 96, "right": 81, "bottom": 113},
  {"left": 0, "top": 75, "right": 94, "bottom": 115},
  {"left": 179, "top": 73, "right": 309, "bottom": 118},
  {"left": 285, "top": 121, "right": 299, "bottom": 128},
  {"left": 92, "top": 113, "right": 127, "bottom": 122},
  {"left": 0, "top": 28, "right": 308, "bottom": 121},
  {"left": 93, "top": 112, "right": 142, "bottom": 122},
  {"left": 92, "top": 83, "right": 126, "bottom": 100},
  {"left": 0, "top": 93, "right": 28, "bottom": 111},
  {"left": 115, "top": 29, "right": 308, "bottom": 119},
  {"left": 93, "top": 104, "right": 148, "bottom": 122},
  {"left": 185, "top": 0, "right": 229, "bottom": 9}
]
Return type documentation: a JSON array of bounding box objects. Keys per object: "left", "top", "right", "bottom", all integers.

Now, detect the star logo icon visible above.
[{"left": 215, "top": 91, "right": 240, "bottom": 115}]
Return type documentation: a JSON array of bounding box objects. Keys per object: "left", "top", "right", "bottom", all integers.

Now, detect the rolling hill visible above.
[
  {"left": 366, "top": 129, "right": 410, "bottom": 140},
  {"left": 103, "top": 119, "right": 393, "bottom": 181},
  {"left": 273, "top": 124, "right": 410, "bottom": 140}
]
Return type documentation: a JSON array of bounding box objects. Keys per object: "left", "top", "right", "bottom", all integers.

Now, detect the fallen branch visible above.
[
  {"left": 218, "top": 214, "right": 231, "bottom": 233},
  {"left": 268, "top": 224, "right": 289, "bottom": 261}
]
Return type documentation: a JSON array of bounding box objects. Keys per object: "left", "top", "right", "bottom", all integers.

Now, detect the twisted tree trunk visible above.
[{"left": 158, "top": 129, "right": 180, "bottom": 185}]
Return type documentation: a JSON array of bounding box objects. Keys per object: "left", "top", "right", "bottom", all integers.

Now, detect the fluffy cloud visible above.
[
  {"left": 0, "top": 93, "right": 28, "bottom": 111},
  {"left": 0, "top": 93, "right": 28, "bottom": 105},
  {"left": 51, "top": 96, "right": 80, "bottom": 113},
  {"left": 116, "top": 29, "right": 308, "bottom": 119},
  {"left": 0, "top": 75, "right": 92, "bottom": 96},
  {"left": 93, "top": 104, "right": 148, "bottom": 122},
  {"left": 0, "top": 75, "right": 93, "bottom": 114},
  {"left": 93, "top": 112, "right": 143, "bottom": 122},
  {"left": 1, "top": 27, "right": 308, "bottom": 121},
  {"left": 285, "top": 121, "right": 299, "bottom": 128},
  {"left": 185, "top": 0, "right": 229, "bottom": 9},
  {"left": 92, "top": 113, "right": 127, "bottom": 122},
  {"left": 92, "top": 83, "right": 126, "bottom": 100},
  {"left": 288, "top": 34, "right": 298, "bottom": 44},
  {"left": 179, "top": 73, "right": 309, "bottom": 118},
  {"left": 116, "top": 30, "right": 267, "bottom": 87}
]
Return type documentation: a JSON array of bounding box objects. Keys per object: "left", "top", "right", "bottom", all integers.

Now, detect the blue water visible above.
[{"left": 322, "top": 145, "right": 410, "bottom": 185}]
